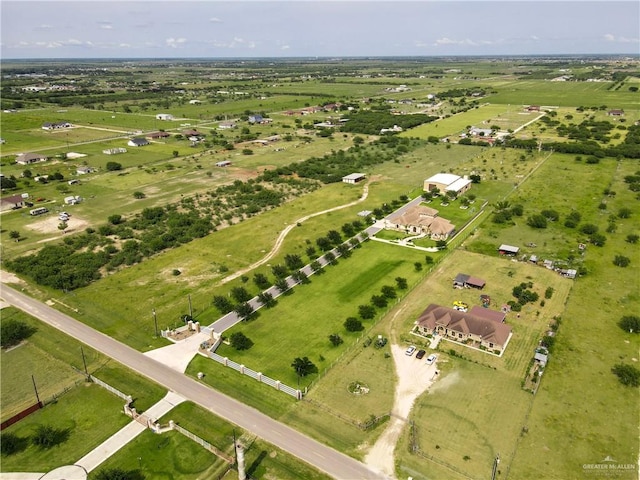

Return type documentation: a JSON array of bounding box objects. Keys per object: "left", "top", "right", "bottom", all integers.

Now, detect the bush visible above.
[
  {"left": 618, "top": 315, "right": 640, "bottom": 333},
  {"left": 527, "top": 214, "right": 548, "bottom": 229},
  {"left": 329, "top": 333, "right": 344, "bottom": 346},
  {"left": 32, "top": 425, "right": 70, "bottom": 449},
  {"left": 106, "top": 161, "right": 122, "bottom": 171},
  {"left": 613, "top": 255, "right": 631, "bottom": 267},
  {"left": 230, "top": 332, "right": 253, "bottom": 350},
  {"left": 611, "top": 364, "right": 640, "bottom": 387},
  {"left": 95, "top": 468, "right": 145, "bottom": 480}
]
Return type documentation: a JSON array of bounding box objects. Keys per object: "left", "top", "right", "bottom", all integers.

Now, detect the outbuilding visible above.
[
  {"left": 498, "top": 244, "right": 520, "bottom": 256},
  {"left": 342, "top": 173, "right": 366, "bottom": 184}
]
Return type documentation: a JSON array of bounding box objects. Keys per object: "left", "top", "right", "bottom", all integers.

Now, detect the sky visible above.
[{"left": 1, "top": 1, "right": 639, "bottom": 59}]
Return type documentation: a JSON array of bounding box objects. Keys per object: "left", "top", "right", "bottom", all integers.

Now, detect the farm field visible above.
[{"left": 1, "top": 57, "right": 639, "bottom": 480}]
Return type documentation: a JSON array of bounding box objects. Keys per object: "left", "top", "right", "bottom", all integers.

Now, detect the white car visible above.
[
  {"left": 405, "top": 346, "right": 416, "bottom": 356},
  {"left": 426, "top": 353, "right": 437, "bottom": 365}
]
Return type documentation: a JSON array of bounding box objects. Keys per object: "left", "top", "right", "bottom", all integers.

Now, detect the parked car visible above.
[
  {"left": 426, "top": 353, "right": 437, "bottom": 365},
  {"left": 405, "top": 346, "right": 416, "bottom": 356},
  {"left": 416, "top": 349, "right": 426, "bottom": 359}
]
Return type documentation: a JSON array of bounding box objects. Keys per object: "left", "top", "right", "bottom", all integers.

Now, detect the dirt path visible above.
[
  {"left": 364, "top": 344, "right": 439, "bottom": 478},
  {"left": 219, "top": 183, "right": 370, "bottom": 284}
]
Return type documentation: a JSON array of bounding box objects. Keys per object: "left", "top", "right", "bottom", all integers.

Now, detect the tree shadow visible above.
[{"left": 0, "top": 432, "right": 29, "bottom": 456}]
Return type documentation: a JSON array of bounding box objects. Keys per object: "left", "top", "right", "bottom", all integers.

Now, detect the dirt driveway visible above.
[{"left": 364, "top": 343, "right": 440, "bottom": 478}]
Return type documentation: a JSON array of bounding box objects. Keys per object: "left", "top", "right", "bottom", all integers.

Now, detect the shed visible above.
[
  {"left": 498, "top": 244, "right": 519, "bottom": 255},
  {"left": 453, "top": 273, "right": 486, "bottom": 289},
  {"left": 529, "top": 254, "right": 538, "bottom": 263},
  {"left": 128, "top": 138, "right": 149, "bottom": 147},
  {"left": 342, "top": 173, "right": 366, "bottom": 184},
  {"left": 215, "top": 161, "right": 232, "bottom": 167},
  {"left": 156, "top": 113, "right": 174, "bottom": 121},
  {"left": 534, "top": 352, "right": 548, "bottom": 367}
]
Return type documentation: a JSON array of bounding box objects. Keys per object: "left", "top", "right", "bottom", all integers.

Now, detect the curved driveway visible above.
[{"left": 0, "top": 285, "right": 388, "bottom": 480}]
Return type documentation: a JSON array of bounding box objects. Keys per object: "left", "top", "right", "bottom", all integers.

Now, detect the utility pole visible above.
[
  {"left": 188, "top": 294, "right": 193, "bottom": 318},
  {"left": 32, "top": 375, "right": 41, "bottom": 405},
  {"left": 81, "top": 346, "right": 89, "bottom": 378}
]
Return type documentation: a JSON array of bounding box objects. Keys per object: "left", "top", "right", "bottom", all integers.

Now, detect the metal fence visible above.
[{"left": 207, "top": 352, "right": 301, "bottom": 400}]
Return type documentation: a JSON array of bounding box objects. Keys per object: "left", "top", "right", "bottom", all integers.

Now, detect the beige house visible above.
[
  {"left": 415, "top": 304, "right": 512, "bottom": 354},
  {"left": 384, "top": 204, "right": 455, "bottom": 240},
  {"left": 423, "top": 173, "right": 472, "bottom": 195}
]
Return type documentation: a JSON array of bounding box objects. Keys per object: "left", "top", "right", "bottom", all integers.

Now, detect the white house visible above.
[
  {"left": 423, "top": 173, "right": 472, "bottom": 195},
  {"left": 156, "top": 113, "right": 174, "bottom": 121},
  {"left": 342, "top": 173, "right": 366, "bottom": 184},
  {"left": 128, "top": 138, "right": 149, "bottom": 147}
]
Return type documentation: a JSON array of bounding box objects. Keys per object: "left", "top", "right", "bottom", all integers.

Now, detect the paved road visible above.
[{"left": 0, "top": 285, "right": 388, "bottom": 480}]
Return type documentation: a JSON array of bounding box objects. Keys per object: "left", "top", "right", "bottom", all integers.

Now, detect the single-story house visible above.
[
  {"left": 415, "top": 303, "right": 512, "bottom": 355},
  {"left": 128, "top": 138, "right": 149, "bottom": 147},
  {"left": 215, "top": 161, "right": 232, "bottom": 167},
  {"left": 147, "top": 131, "right": 170, "bottom": 139},
  {"left": 453, "top": 273, "right": 486, "bottom": 289},
  {"left": 342, "top": 173, "right": 366, "bottom": 184},
  {"left": 0, "top": 194, "right": 25, "bottom": 211},
  {"left": 103, "top": 147, "right": 127, "bottom": 155},
  {"left": 384, "top": 204, "right": 455, "bottom": 240},
  {"left": 423, "top": 173, "right": 472, "bottom": 195},
  {"left": 188, "top": 100, "right": 201, "bottom": 105},
  {"left": 248, "top": 114, "right": 271, "bottom": 124},
  {"left": 469, "top": 126, "right": 493, "bottom": 137},
  {"left": 498, "top": 244, "right": 519, "bottom": 256},
  {"left": 608, "top": 109, "right": 624, "bottom": 116},
  {"left": 76, "top": 166, "right": 95, "bottom": 175},
  {"left": 560, "top": 269, "right": 577, "bottom": 279},
  {"left": 469, "top": 305, "right": 506, "bottom": 323},
  {"left": 16, "top": 153, "right": 48, "bottom": 165},
  {"left": 380, "top": 125, "right": 403, "bottom": 134},
  {"left": 526, "top": 105, "right": 541, "bottom": 112},
  {"left": 218, "top": 121, "right": 237, "bottom": 130},
  {"left": 182, "top": 129, "right": 202, "bottom": 137},
  {"left": 156, "top": 113, "right": 174, "bottom": 121}
]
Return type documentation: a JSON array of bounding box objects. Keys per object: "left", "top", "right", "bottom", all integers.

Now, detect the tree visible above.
[
  {"left": 9, "top": 230, "right": 20, "bottom": 242},
  {"left": 0, "top": 432, "right": 28, "bottom": 456},
  {"left": 425, "top": 255, "right": 434, "bottom": 265},
  {"left": 291, "top": 270, "right": 309, "bottom": 284},
  {"left": 618, "top": 315, "right": 640, "bottom": 333},
  {"left": 133, "top": 191, "right": 146, "bottom": 199},
  {"left": 253, "top": 273, "right": 271, "bottom": 290},
  {"left": 580, "top": 223, "right": 599, "bottom": 235},
  {"left": 324, "top": 251, "right": 337, "bottom": 265},
  {"left": 395, "top": 277, "right": 408, "bottom": 290},
  {"left": 108, "top": 214, "right": 123, "bottom": 225},
  {"left": 527, "top": 214, "right": 548, "bottom": 229},
  {"left": 358, "top": 305, "right": 375, "bottom": 319},
  {"left": 32, "top": 425, "right": 70, "bottom": 449},
  {"left": 613, "top": 255, "right": 631, "bottom": 267},
  {"left": 327, "top": 230, "right": 342, "bottom": 245},
  {"left": 212, "top": 295, "right": 234, "bottom": 314},
  {"left": 618, "top": 207, "right": 632, "bottom": 219},
  {"left": 257, "top": 292, "right": 276, "bottom": 308},
  {"left": 274, "top": 278, "right": 290, "bottom": 293},
  {"left": 329, "top": 334, "right": 344, "bottom": 346},
  {"left": 22, "top": 169, "right": 33, "bottom": 178},
  {"left": 381, "top": 285, "right": 397, "bottom": 299},
  {"left": 230, "top": 332, "right": 253, "bottom": 350},
  {"left": 414, "top": 262, "right": 423, "bottom": 272},
  {"left": 106, "top": 161, "right": 122, "bottom": 171},
  {"left": 291, "top": 357, "right": 317, "bottom": 377},
  {"left": 271, "top": 264, "right": 288, "bottom": 278},
  {"left": 284, "top": 254, "right": 304, "bottom": 270},
  {"left": 590, "top": 233, "right": 607, "bottom": 247},
  {"left": 371, "top": 295, "right": 388, "bottom": 308},
  {"left": 235, "top": 302, "right": 254, "bottom": 320},
  {"left": 0, "top": 177, "right": 16, "bottom": 189},
  {"left": 344, "top": 317, "right": 364, "bottom": 332},
  {"left": 58, "top": 221, "right": 68, "bottom": 232},
  {"left": 309, "top": 260, "right": 323, "bottom": 273},
  {"left": 611, "top": 363, "right": 640, "bottom": 387},
  {"left": 435, "top": 240, "right": 447, "bottom": 250},
  {"left": 231, "top": 286, "right": 252, "bottom": 303},
  {"left": 172, "top": 150, "right": 179, "bottom": 158},
  {"left": 626, "top": 234, "right": 639, "bottom": 244},
  {"left": 1, "top": 320, "right": 37, "bottom": 348},
  {"left": 316, "top": 237, "right": 332, "bottom": 251}
]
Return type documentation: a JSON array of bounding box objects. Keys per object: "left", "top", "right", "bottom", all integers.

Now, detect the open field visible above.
[
  {"left": 1, "top": 383, "right": 131, "bottom": 472},
  {"left": 2, "top": 57, "right": 639, "bottom": 479}
]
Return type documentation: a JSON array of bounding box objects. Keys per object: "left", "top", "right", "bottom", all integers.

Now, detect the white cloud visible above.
[
  {"left": 36, "top": 24, "right": 53, "bottom": 30},
  {"left": 434, "top": 37, "right": 479, "bottom": 47},
  {"left": 604, "top": 33, "right": 639, "bottom": 43},
  {"left": 166, "top": 37, "right": 187, "bottom": 48},
  {"left": 603, "top": 33, "right": 616, "bottom": 42},
  {"left": 281, "top": 45, "right": 290, "bottom": 50},
  {"left": 209, "top": 17, "right": 223, "bottom": 23},
  {"left": 100, "top": 24, "right": 113, "bottom": 30}
]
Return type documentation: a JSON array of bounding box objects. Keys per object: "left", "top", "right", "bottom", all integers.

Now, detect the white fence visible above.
[
  {"left": 208, "top": 352, "right": 302, "bottom": 400},
  {"left": 172, "top": 421, "right": 234, "bottom": 463},
  {"left": 89, "top": 375, "right": 132, "bottom": 403}
]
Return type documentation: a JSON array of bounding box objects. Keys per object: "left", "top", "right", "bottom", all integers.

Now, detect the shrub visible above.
[
  {"left": 611, "top": 364, "right": 640, "bottom": 387},
  {"left": 230, "top": 332, "right": 253, "bottom": 350},
  {"left": 626, "top": 234, "right": 639, "bottom": 244},
  {"left": 329, "top": 334, "right": 344, "bottom": 346},
  {"left": 618, "top": 315, "right": 640, "bottom": 333},
  {"left": 32, "top": 425, "right": 70, "bottom": 449},
  {"left": 527, "top": 214, "right": 548, "bottom": 229},
  {"left": 613, "top": 255, "right": 631, "bottom": 267},
  {"left": 106, "top": 161, "right": 122, "bottom": 171}
]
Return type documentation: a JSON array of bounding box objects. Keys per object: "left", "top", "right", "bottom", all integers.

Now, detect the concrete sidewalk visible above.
[{"left": 74, "top": 391, "right": 185, "bottom": 472}]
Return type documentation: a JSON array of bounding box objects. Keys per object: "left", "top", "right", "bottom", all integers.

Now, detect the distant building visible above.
[
  {"left": 156, "top": 113, "right": 174, "bottom": 121},
  {"left": 76, "top": 166, "right": 95, "bottom": 175},
  {"left": 103, "top": 147, "right": 127, "bottom": 155},
  {"left": 423, "top": 173, "right": 472, "bottom": 195},
  {"left": 16, "top": 153, "right": 48, "bottom": 165},
  {"left": 215, "top": 161, "right": 232, "bottom": 167},
  {"left": 498, "top": 244, "right": 520, "bottom": 256},
  {"left": 342, "top": 173, "right": 366, "bottom": 184},
  {"left": 42, "top": 121, "right": 72, "bottom": 130},
  {"left": 128, "top": 138, "right": 149, "bottom": 147}
]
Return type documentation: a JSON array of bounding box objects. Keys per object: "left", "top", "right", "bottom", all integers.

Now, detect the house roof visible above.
[
  {"left": 425, "top": 173, "right": 461, "bottom": 186},
  {"left": 1, "top": 194, "right": 25, "bottom": 205},
  {"left": 387, "top": 204, "right": 454, "bottom": 236},
  {"left": 147, "top": 131, "right": 170, "bottom": 138},
  {"left": 129, "top": 137, "right": 149, "bottom": 146},
  {"left": 417, "top": 304, "right": 512, "bottom": 346},
  {"left": 16, "top": 152, "right": 47, "bottom": 162},
  {"left": 469, "top": 305, "right": 505, "bottom": 323},
  {"left": 447, "top": 177, "right": 472, "bottom": 192},
  {"left": 342, "top": 173, "right": 366, "bottom": 181},
  {"left": 453, "top": 273, "right": 485, "bottom": 288},
  {"left": 498, "top": 244, "right": 519, "bottom": 253}
]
